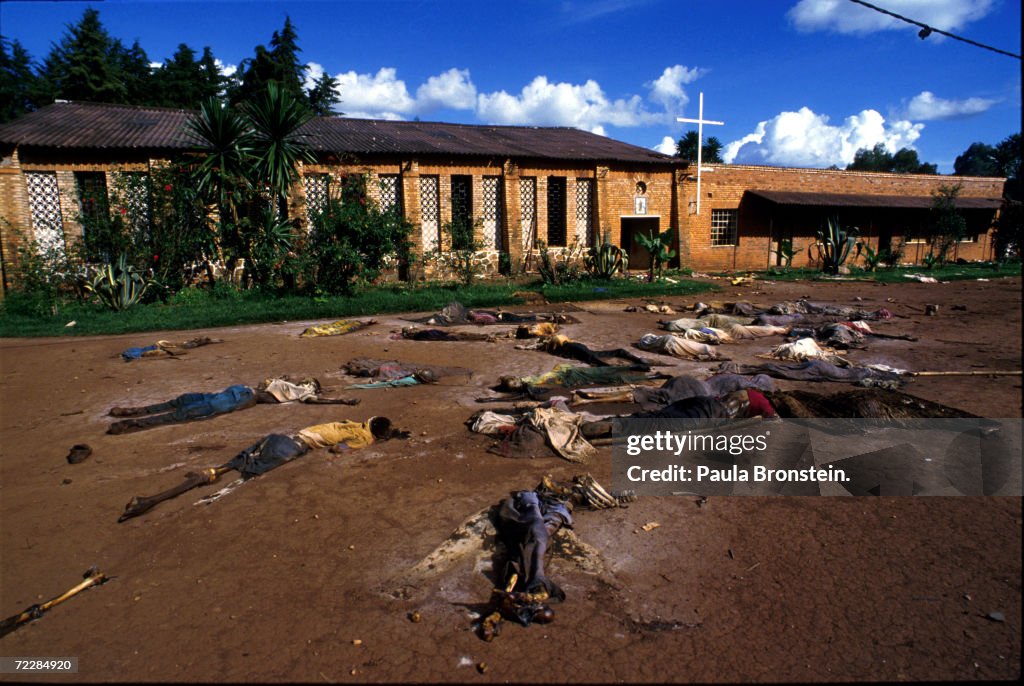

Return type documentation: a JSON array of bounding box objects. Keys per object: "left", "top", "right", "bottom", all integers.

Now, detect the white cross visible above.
[{"left": 677, "top": 92, "right": 724, "bottom": 215}]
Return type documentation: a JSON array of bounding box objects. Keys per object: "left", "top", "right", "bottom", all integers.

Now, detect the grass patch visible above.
[
  {"left": 738, "top": 262, "right": 1020, "bottom": 283},
  {"left": 540, "top": 276, "right": 714, "bottom": 302},
  {"left": 0, "top": 276, "right": 718, "bottom": 338}
]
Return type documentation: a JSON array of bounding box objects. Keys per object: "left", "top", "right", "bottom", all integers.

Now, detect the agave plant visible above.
[
  {"left": 813, "top": 217, "right": 859, "bottom": 275},
  {"left": 85, "top": 254, "right": 152, "bottom": 311},
  {"left": 585, "top": 234, "right": 627, "bottom": 279}
]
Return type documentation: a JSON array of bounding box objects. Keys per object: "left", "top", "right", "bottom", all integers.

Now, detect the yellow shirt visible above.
[{"left": 297, "top": 421, "right": 375, "bottom": 450}]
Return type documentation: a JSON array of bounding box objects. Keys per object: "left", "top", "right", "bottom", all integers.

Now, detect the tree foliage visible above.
[
  {"left": 0, "top": 36, "right": 35, "bottom": 122},
  {"left": 846, "top": 143, "right": 937, "bottom": 174},
  {"left": 954, "top": 133, "right": 1022, "bottom": 259},
  {"left": 675, "top": 131, "right": 723, "bottom": 163}
]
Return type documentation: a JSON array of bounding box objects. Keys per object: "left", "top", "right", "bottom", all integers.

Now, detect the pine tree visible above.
[
  {"left": 231, "top": 16, "right": 309, "bottom": 108},
  {"left": 307, "top": 71, "right": 339, "bottom": 116},
  {"left": 269, "top": 16, "right": 306, "bottom": 100},
  {"left": 197, "top": 47, "right": 226, "bottom": 101},
  {"left": 154, "top": 43, "right": 206, "bottom": 108},
  {"left": 117, "top": 39, "right": 156, "bottom": 106},
  {"left": 0, "top": 37, "right": 36, "bottom": 122},
  {"left": 37, "top": 8, "right": 127, "bottom": 103}
]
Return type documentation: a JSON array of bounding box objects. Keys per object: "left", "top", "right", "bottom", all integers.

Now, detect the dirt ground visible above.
[{"left": 0, "top": 275, "right": 1020, "bottom": 683}]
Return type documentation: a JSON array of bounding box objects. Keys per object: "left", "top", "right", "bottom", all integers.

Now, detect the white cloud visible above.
[
  {"left": 416, "top": 68, "right": 477, "bottom": 111},
  {"left": 647, "top": 65, "right": 703, "bottom": 111},
  {"left": 900, "top": 90, "right": 996, "bottom": 120},
  {"left": 332, "top": 67, "right": 417, "bottom": 119},
  {"left": 476, "top": 75, "right": 663, "bottom": 131},
  {"left": 654, "top": 135, "right": 677, "bottom": 155},
  {"left": 788, "top": 0, "right": 994, "bottom": 34},
  {"left": 304, "top": 63, "right": 699, "bottom": 133},
  {"left": 723, "top": 106, "right": 924, "bottom": 167},
  {"left": 215, "top": 59, "right": 237, "bottom": 78}
]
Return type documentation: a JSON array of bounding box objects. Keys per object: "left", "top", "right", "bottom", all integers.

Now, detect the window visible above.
[
  {"left": 378, "top": 174, "right": 402, "bottom": 214},
  {"left": 520, "top": 177, "right": 536, "bottom": 249},
  {"left": 450, "top": 175, "right": 474, "bottom": 250},
  {"left": 420, "top": 176, "right": 440, "bottom": 251},
  {"left": 303, "top": 174, "right": 330, "bottom": 224},
  {"left": 575, "top": 178, "right": 594, "bottom": 245},
  {"left": 75, "top": 172, "right": 111, "bottom": 259},
  {"left": 75, "top": 172, "right": 109, "bottom": 225},
  {"left": 482, "top": 176, "right": 502, "bottom": 249},
  {"left": 25, "top": 172, "right": 66, "bottom": 255},
  {"left": 711, "top": 209, "right": 738, "bottom": 246},
  {"left": 547, "top": 176, "right": 567, "bottom": 247}
]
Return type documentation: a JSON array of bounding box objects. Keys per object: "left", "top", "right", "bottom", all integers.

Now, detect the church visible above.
[{"left": 0, "top": 101, "right": 1005, "bottom": 293}]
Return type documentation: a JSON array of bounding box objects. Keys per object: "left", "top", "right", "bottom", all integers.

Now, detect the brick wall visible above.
[
  {"left": 679, "top": 164, "right": 1005, "bottom": 270},
  {"left": 1, "top": 145, "right": 1009, "bottom": 296}
]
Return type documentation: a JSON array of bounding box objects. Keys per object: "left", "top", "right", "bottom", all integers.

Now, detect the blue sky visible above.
[{"left": 2, "top": 0, "right": 1020, "bottom": 173}]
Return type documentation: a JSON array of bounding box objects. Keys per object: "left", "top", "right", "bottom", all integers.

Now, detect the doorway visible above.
[{"left": 621, "top": 217, "right": 660, "bottom": 270}]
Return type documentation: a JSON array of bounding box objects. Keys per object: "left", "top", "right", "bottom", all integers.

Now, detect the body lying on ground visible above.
[
  {"left": 299, "top": 319, "right": 375, "bottom": 338},
  {"left": 517, "top": 333, "right": 658, "bottom": 369},
  {"left": 397, "top": 327, "right": 499, "bottom": 342},
  {"left": 107, "top": 377, "right": 358, "bottom": 434},
  {"left": 411, "top": 301, "right": 580, "bottom": 327},
  {"left": 715, "top": 359, "right": 904, "bottom": 385},
  {"left": 118, "top": 417, "right": 405, "bottom": 521},
  {"left": 635, "top": 333, "right": 722, "bottom": 361},
  {"left": 120, "top": 336, "right": 221, "bottom": 361}
]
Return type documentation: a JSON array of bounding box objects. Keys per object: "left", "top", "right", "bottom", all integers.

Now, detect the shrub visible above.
[{"left": 305, "top": 173, "right": 413, "bottom": 294}]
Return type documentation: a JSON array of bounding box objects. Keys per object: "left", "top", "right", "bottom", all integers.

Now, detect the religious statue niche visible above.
[{"left": 634, "top": 180, "right": 648, "bottom": 215}]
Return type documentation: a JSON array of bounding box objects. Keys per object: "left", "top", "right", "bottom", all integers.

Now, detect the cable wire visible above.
[{"left": 847, "top": 0, "right": 1021, "bottom": 59}]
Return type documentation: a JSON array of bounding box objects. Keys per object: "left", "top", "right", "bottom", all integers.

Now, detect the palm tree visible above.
[
  {"left": 242, "top": 81, "right": 314, "bottom": 218},
  {"left": 186, "top": 96, "right": 253, "bottom": 259}
]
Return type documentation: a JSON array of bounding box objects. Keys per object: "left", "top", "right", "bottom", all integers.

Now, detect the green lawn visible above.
[
  {"left": 741, "top": 262, "right": 1020, "bottom": 283},
  {"left": 0, "top": 277, "right": 718, "bottom": 338}
]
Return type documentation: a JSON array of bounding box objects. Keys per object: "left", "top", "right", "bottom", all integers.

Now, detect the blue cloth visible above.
[
  {"left": 347, "top": 376, "right": 421, "bottom": 389},
  {"left": 165, "top": 384, "right": 256, "bottom": 419},
  {"left": 121, "top": 345, "right": 160, "bottom": 361}
]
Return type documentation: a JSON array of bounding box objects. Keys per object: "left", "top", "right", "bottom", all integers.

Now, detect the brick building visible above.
[{"left": 0, "top": 102, "right": 1006, "bottom": 295}]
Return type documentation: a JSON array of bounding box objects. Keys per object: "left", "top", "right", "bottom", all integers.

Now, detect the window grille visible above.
[
  {"left": 575, "top": 178, "right": 594, "bottom": 245},
  {"left": 378, "top": 174, "right": 401, "bottom": 214},
  {"left": 520, "top": 177, "right": 536, "bottom": 249},
  {"left": 25, "top": 172, "right": 66, "bottom": 254},
  {"left": 117, "top": 172, "right": 150, "bottom": 235},
  {"left": 303, "top": 174, "right": 330, "bottom": 225},
  {"left": 420, "top": 175, "right": 440, "bottom": 251},
  {"left": 75, "top": 172, "right": 110, "bottom": 257},
  {"left": 450, "top": 175, "right": 473, "bottom": 250},
  {"left": 711, "top": 209, "right": 738, "bottom": 246},
  {"left": 547, "top": 176, "right": 567, "bottom": 247},
  {"left": 482, "top": 176, "right": 502, "bottom": 249}
]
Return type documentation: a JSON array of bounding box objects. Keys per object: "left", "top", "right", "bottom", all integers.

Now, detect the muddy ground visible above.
[{"left": 0, "top": 275, "right": 1020, "bottom": 683}]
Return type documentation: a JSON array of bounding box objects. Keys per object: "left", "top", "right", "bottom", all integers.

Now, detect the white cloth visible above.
[
  {"left": 636, "top": 333, "right": 720, "bottom": 360},
  {"left": 261, "top": 378, "right": 319, "bottom": 402},
  {"left": 470, "top": 411, "right": 517, "bottom": 435},
  {"left": 526, "top": 407, "right": 595, "bottom": 463}
]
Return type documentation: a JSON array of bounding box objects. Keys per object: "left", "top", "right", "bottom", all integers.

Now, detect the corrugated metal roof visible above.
[
  {"left": 0, "top": 101, "right": 678, "bottom": 165},
  {"left": 0, "top": 102, "right": 196, "bottom": 150},
  {"left": 747, "top": 189, "right": 1003, "bottom": 209}
]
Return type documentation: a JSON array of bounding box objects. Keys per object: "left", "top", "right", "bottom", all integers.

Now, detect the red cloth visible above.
[{"left": 746, "top": 389, "right": 776, "bottom": 418}]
